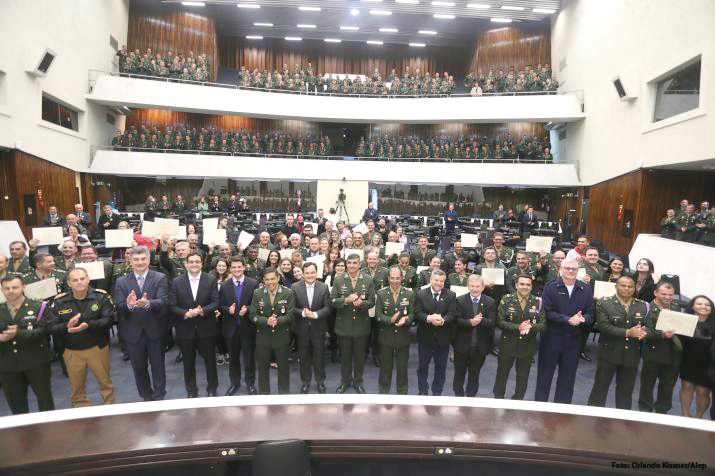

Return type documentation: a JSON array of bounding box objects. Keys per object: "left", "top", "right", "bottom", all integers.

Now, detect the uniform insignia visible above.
[
  {"left": 58, "top": 309, "right": 72, "bottom": 315},
  {"left": 27, "top": 310, "right": 34, "bottom": 315},
  {"left": 91, "top": 303, "right": 99, "bottom": 311}
]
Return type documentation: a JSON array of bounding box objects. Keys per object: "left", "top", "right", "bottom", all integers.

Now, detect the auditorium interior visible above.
[{"left": 0, "top": 0, "right": 714, "bottom": 474}]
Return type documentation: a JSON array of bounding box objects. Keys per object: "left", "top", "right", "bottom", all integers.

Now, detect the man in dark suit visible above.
[
  {"left": 169, "top": 252, "right": 220, "bottom": 397},
  {"left": 521, "top": 206, "right": 537, "bottom": 237},
  {"left": 218, "top": 256, "right": 259, "bottom": 396},
  {"left": 453, "top": 274, "right": 496, "bottom": 397},
  {"left": 415, "top": 268, "right": 456, "bottom": 396},
  {"left": 114, "top": 246, "right": 169, "bottom": 401},
  {"left": 42, "top": 205, "right": 64, "bottom": 227},
  {"left": 96, "top": 205, "right": 120, "bottom": 239},
  {"left": 291, "top": 262, "right": 332, "bottom": 394},
  {"left": 73, "top": 203, "right": 93, "bottom": 230}
]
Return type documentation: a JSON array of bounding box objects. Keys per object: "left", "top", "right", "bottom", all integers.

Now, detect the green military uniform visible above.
[
  {"left": 588, "top": 295, "right": 650, "bottom": 409},
  {"left": 447, "top": 272, "right": 469, "bottom": 288},
  {"left": 364, "top": 265, "right": 390, "bottom": 359},
  {"left": 581, "top": 262, "right": 604, "bottom": 284},
  {"left": 0, "top": 298, "right": 54, "bottom": 414},
  {"left": 245, "top": 257, "right": 266, "bottom": 281},
  {"left": 505, "top": 265, "right": 543, "bottom": 294},
  {"left": 699, "top": 213, "right": 715, "bottom": 246},
  {"left": 544, "top": 255, "right": 561, "bottom": 283},
  {"left": 21, "top": 269, "right": 68, "bottom": 295},
  {"left": 397, "top": 265, "right": 417, "bottom": 290},
  {"left": 9, "top": 256, "right": 32, "bottom": 275},
  {"left": 54, "top": 256, "right": 80, "bottom": 272},
  {"left": 330, "top": 272, "right": 376, "bottom": 388},
  {"left": 492, "top": 246, "right": 514, "bottom": 268},
  {"left": 375, "top": 286, "right": 415, "bottom": 394},
  {"left": 639, "top": 302, "right": 682, "bottom": 413},
  {"left": 674, "top": 213, "right": 699, "bottom": 242},
  {"left": 159, "top": 250, "right": 187, "bottom": 280},
  {"left": 416, "top": 267, "right": 440, "bottom": 289},
  {"left": 363, "top": 266, "right": 389, "bottom": 291},
  {"left": 111, "top": 261, "right": 132, "bottom": 291},
  {"left": 660, "top": 217, "right": 677, "bottom": 239},
  {"left": 409, "top": 248, "right": 436, "bottom": 268},
  {"left": 493, "top": 293, "right": 544, "bottom": 399},
  {"left": 249, "top": 285, "right": 295, "bottom": 394}
]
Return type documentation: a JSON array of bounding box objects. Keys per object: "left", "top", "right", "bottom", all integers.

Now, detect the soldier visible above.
[
  {"left": 245, "top": 245, "right": 266, "bottom": 281},
  {"left": 579, "top": 247, "right": 604, "bottom": 286},
  {"left": 493, "top": 274, "right": 544, "bottom": 400},
  {"left": 416, "top": 255, "right": 442, "bottom": 289},
  {"left": 396, "top": 251, "right": 417, "bottom": 290},
  {"left": 587, "top": 275, "right": 649, "bottom": 410},
  {"left": 330, "top": 254, "right": 376, "bottom": 393},
  {"left": 159, "top": 238, "right": 190, "bottom": 279},
  {"left": 249, "top": 267, "right": 295, "bottom": 394},
  {"left": 474, "top": 246, "right": 506, "bottom": 305},
  {"left": 0, "top": 275, "right": 55, "bottom": 414},
  {"left": 695, "top": 205, "right": 715, "bottom": 245},
  {"left": 7, "top": 241, "right": 32, "bottom": 275},
  {"left": 544, "top": 249, "right": 566, "bottom": 283},
  {"left": 443, "top": 240, "right": 477, "bottom": 275},
  {"left": 675, "top": 204, "right": 699, "bottom": 242},
  {"left": 505, "top": 250, "right": 544, "bottom": 294},
  {"left": 363, "top": 250, "right": 389, "bottom": 366},
  {"left": 660, "top": 209, "right": 677, "bottom": 239},
  {"left": 491, "top": 232, "right": 514, "bottom": 268},
  {"left": 22, "top": 253, "right": 67, "bottom": 295},
  {"left": 447, "top": 258, "right": 469, "bottom": 288},
  {"left": 409, "top": 235, "right": 436, "bottom": 268}
]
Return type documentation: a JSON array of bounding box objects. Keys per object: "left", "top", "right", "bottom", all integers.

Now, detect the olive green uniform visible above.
[
  {"left": 492, "top": 246, "right": 514, "bottom": 268},
  {"left": 364, "top": 265, "right": 389, "bottom": 358},
  {"left": 447, "top": 273, "right": 469, "bottom": 288},
  {"left": 8, "top": 256, "right": 32, "bottom": 275},
  {"left": 375, "top": 286, "right": 415, "bottom": 394},
  {"left": 699, "top": 213, "right": 715, "bottom": 246},
  {"left": 397, "top": 265, "right": 417, "bottom": 290},
  {"left": 409, "top": 248, "right": 436, "bottom": 268},
  {"left": 245, "top": 257, "right": 266, "bottom": 281},
  {"left": 660, "top": 217, "right": 677, "bottom": 239}
]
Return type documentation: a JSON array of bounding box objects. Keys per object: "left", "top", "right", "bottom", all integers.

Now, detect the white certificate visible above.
[
  {"left": 32, "top": 227, "right": 64, "bottom": 246},
  {"left": 576, "top": 267, "right": 587, "bottom": 280},
  {"left": 305, "top": 258, "right": 324, "bottom": 279},
  {"left": 306, "top": 254, "right": 326, "bottom": 264},
  {"left": 104, "top": 229, "right": 133, "bottom": 248},
  {"left": 655, "top": 309, "right": 699, "bottom": 337},
  {"left": 76, "top": 261, "right": 106, "bottom": 281},
  {"left": 342, "top": 249, "right": 364, "bottom": 261},
  {"left": 175, "top": 225, "right": 187, "bottom": 241},
  {"left": 593, "top": 280, "right": 617, "bottom": 300},
  {"left": 0, "top": 292, "right": 5, "bottom": 304},
  {"left": 385, "top": 242, "right": 404, "bottom": 256},
  {"left": 203, "top": 228, "right": 227, "bottom": 245},
  {"left": 24, "top": 278, "right": 59, "bottom": 300},
  {"left": 352, "top": 222, "right": 369, "bottom": 235},
  {"left": 481, "top": 268, "right": 504, "bottom": 286},
  {"left": 155, "top": 218, "right": 180, "bottom": 237},
  {"left": 202, "top": 217, "right": 219, "bottom": 231},
  {"left": 526, "top": 236, "right": 554, "bottom": 253},
  {"left": 461, "top": 233, "right": 479, "bottom": 248},
  {"left": 450, "top": 285, "right": 469, "bottom": 297},
  {"left": 279, "top": 249, "right": 295, "bottom": 260},
  {"left": 258, "top": 248, "right": 270, "bottom": 262},
  {"left": 324, "top": 214, "right": 340, "bottom": 225},
  {"left": 141, "top": 220, "right": 155, "bottom": 238},
  {"left": 416, "top": 266, "right": 429, "bottom": 274},
  {"left": 237, "top": 231, "right": 255, "bottom": 250}
]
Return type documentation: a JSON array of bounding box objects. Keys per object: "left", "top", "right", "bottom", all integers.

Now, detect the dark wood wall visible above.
[
  {"left": 468, "top": 24, "right": 551, "bottom": 75},
  {"left": 373, "top": 122, "right": 547, "bottom": 140},
  {"left": 0, "top": 150, "right": 80, "bottom": 237},
  {"left": 127, "top": 7, "right": 219, "bottom": 80},
  {"left": 219, "top": 37, "right": 470, "bottom": 78}
]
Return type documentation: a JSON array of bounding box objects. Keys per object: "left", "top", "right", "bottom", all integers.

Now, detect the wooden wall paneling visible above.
[
  {"left": 0, "top": 150, "right": 19, "bottom": 227},
  {"left": 468, "top": 24, "right": 551, "bottom": 75}
]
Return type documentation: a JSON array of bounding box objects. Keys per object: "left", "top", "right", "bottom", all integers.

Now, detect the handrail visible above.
[{"left": 94, "top": 146, "right": 577, "bottom": 165}]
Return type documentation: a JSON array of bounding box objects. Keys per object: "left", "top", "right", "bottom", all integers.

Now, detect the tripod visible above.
[{"left": 336, "top": 199, "right": 350, "bottom": 223}]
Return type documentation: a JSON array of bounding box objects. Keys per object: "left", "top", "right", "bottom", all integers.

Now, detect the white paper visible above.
[
  {"left": 104, "top": 229, "right": 134, "bottom": 248},
  {"left": 203, "top": 228, "right": 227, "bottom": 245},
  {"left": 237, "top": 231, "right": 255, "bottom": 250},
  {"left": 385, "top": 242, "right": 404, "bottom": 256},
  {"left": 258, "top": 248, "right": 270, "bottom": 262},
  {"left": 174, "top": 225, "right": 187, "bottom": 241},
  {"left": 342, "top": 249, "right": 364, "bottom": 261},
  {"left": 450, "top": 285, "right": 469, "bottom": 297},
  {"left": 279, "top": 249, "right": 296, "bottom": 260},
  {"left": 421, "top": 284, "right": 431, "bottom": 289},
  {"left": 526, "top": 236, "right": 554, "bottom": 253},
  {"left": 0, "top": 221, "right": 27, "bottom": 256},
  {"left": 655, "top": 309, "right": 699, "bottom": 337},
  {"left": 141, "top": 220, "right": 155, "bottom": 238},
  {"left": 352, "top": 222, "right": 369, "bottom": 235},
  {"left": 32, "top": 227, "right": 64, "bottom": 246},
  {"left": 461, "top": 233, "right": 480, "bottom": 248},
  {"left": 593, "top": 280, "right": 617, "bottom": 300},
  {"left": 202, "top": 217, "right": 219, "bottom": 231},
  {"left": 0, "top": 292, "right": 5, "bottom": 304},
  {"left": 324, "top": 214, "right": 340, "bottom": 225},
  {"left": 576, "top": 267, "right": 587, "bottom": 280},
  {"left": 155, "top": 218, "right": 180, "bottom": 237},
  {"left": 416, "top": 266, "right": 430, "bottom": 274},
  {"left": 24, "top": 278, "right": 59, "bottom": 300},
  {"left": 76, "top": 261, "right": 106, "bottom": 281},
  {"left": 481, "top": 268, "right": 505, "bottom": 286},
  {"left": 306, "top": 254, "right": 326, "bottom": 264}
]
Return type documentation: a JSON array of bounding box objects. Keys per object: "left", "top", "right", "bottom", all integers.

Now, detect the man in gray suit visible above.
[
  {"left": 292, "top": 261, "right": 332, "bottom": 394},
  {"left": 114, "top": 246, "right": 169, "bottom": 401}
]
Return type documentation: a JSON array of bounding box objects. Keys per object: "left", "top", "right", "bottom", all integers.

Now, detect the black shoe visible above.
[
  {"left": 355, "top": 385, "right": 366, "bottom": 394},
  {"left": 187, "top": 391, "right": 198, "bottom": 398},
  {"left": 579, "top": 351, "right": 592, "bottom": 362},
  {"left": 317, "top": 383, "right": 326, "bottom": 394},
  {"left": 175, "top": 352, "right": 183, "bottom": 363},
  {"left": 373, "top": 355, "right": 381, "bottom": 367},
  {"left": 300, "top": 384, "right": 310, "bottom": 394},
  {"left": 207, "top": 390, "right": 217, "bottom": 397},
  {"left": 247, "top": 385, "right": 257, "bottom": 395},
  {"left": 225, "top": 385, "right": 239, "bottom": 396},
  {"left": 122, "top": 353, "right": 130, "bottom": 362},
  {"left": 331, "top": 349, "right": 339, "bottom": 363},
  {"left": 335, "top": 384, "right": 350, "bottom": 394},
  {"left": 490, "top": 349, "right": 500, "bottom": 357}
]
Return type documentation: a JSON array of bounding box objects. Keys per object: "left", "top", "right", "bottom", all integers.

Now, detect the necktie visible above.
[
  {"left": 137, "top": 274, "right": 145, "bottom": 291},
  {"left": 433, "top": 292, "right": 439, "bottom": 302}
]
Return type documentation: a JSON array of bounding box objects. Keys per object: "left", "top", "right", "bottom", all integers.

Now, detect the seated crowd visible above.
[
  {"left": 464, "top": 63, "right": 559, "bottom": 95},
  {"left": 660, "top": 199, "right": 714, "bottom": 246},
  {"left": 116, "top": 46, "right": 212, "bottom": 82},
  {"left": 2, "top": 200, "right": 714, "bottom": 422}
]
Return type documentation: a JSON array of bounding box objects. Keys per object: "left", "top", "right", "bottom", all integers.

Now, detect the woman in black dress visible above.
[
  {"left": 679, "top": 295, "right": 715, "bottom": 418},
  {"left": 634, "top": 258, "right": 657, "bottom": 302},
  {"left": 604, "top": 256, "right": 626, "bottom": 282}
]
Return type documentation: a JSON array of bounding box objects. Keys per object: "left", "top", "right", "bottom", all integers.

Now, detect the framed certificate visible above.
[
  {"left": 526, "top": 236, "right": 554, "bottom": 253},
  {"left": 593, "top": 281, "right": 617, "bottom": 300},
  {"left": 24, "top": 278, "right": 59, "bottom": 300}
]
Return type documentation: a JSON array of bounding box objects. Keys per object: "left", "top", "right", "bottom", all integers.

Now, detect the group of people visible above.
[
  {"left": 239, "top": 64, "right": 456, "bottom": 96},
  {"left": 464, "top": 63, "right": 559, "bottom": 95},
  {"left": 1, "top": 202, "right": 714, "bottom": 423},
  {"left": 661, "top": 199, "right": 714, "bottom": 246},
  {"left": 356, "top": 133, "right": 553, "bottom": 161},
  {"left": 116, "top": 46, "right": 212, "bottom": 82}
]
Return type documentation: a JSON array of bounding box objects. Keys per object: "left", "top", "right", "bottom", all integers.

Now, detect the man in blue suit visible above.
[
  {"left": 114, "top": 246, "right": 169, "bottom": 401},
  {"left": 534, "top": 258, "right": 594, "bottom": 404}
]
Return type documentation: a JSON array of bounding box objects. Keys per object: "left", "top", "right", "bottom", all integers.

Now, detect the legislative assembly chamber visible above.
[{"left": 0, "top": 0, "right": 713, "bottom": 474}]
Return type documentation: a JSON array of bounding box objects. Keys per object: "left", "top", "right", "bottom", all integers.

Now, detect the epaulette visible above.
[
  {"left": 95, "top": 289, "right": 108, "bottom": 294},
  {"left": 54, "top": 292, "right": 68, "bottom": 299}
]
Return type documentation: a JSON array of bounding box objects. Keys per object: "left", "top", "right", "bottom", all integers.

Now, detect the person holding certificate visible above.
[{"left": 679, "top": 295, "right": 715, "bottom": 418}]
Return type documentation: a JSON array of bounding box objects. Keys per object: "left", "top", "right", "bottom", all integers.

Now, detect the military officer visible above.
[
  {"left": 660, "top": 209, "right": 677, "bottom": 239},
  {"left": 54, "top": 239, "right": 81, "bottom": 272},
  {"left": 475, "top": 246, "right": 506, "bottom": 305},
  {"left": 447, "top": 258, "right": 470, "bottom": 288},
  {"left": 330, "top": 253, "right": 376, "bottom": 393},
  {"left": 409, "top": 236, "right": 436, "bottom": 268},
  {"left": 375, "top": 267, "right": 415, "bottom": 394},
  {"left": 8, "top": 241, "right": 32, "bottom": 275},
  {"left": 587, "top": 275, "right": 649, "bottom": 410},
  {"left": 639, "top": 282, "right": 682, "bottom": 413},
  {"left": 0, "top": 275, "right": 55, "bottom": 414},
  {"left": 0, "top": 254, "right": 22, "bottom": 281},
  {"left": 21, "top": 253, "right": 68, "bottom": 295},
  {"left": 696, "top": 205, "right": 715, "bottom": 246},
  {"left": 675, "top": 204, "right": 699, "bottom": 242},
  {"left": 491, "top": 233, "right": 514, "bottom": 268},
  {"left": 363, "top": 250, "right": 389, "bottom": 366},
  {"left": 442, "top": 240, "right": 477, "bottom": 275},
  {"left": 245, "top": 245, "right": 267, "bottom": 281},
  {"left": 493, "top": 274, "right": 544, "bottom": 400},
  {"left": 159, "top": 237, "right": 190, "bottom": 279},
  {"left": 249, "top": 267, "right": 295, "bottom": 394},
  {"left": 579, "top": 247, "right": 604, "bottom": 286},
  {"left": 416, "top": 255, "right": 443, "bottom": 289},
  {"left": 544, "top": 249, "right": 566, "bottom": 283},
  {"left": 396, "top": 252, "right": 417, "bottom": 290},
  {"left": 505, "top": 250, "right": 544, "bottom": 294}
]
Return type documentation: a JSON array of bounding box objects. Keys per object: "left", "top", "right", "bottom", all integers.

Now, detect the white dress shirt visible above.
[
  {"left": 302, "top": 281, "right": 315, "bottom": 317},
  {"left": 189, "top": 273, "right": 201, "bottom": 300}
]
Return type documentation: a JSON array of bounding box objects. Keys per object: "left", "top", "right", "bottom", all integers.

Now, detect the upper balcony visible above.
[{"left": 86, "top": 72, "right": 586, "bottom": 124}]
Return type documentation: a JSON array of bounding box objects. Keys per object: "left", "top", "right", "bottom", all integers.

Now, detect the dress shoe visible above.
[
  {"left": 247, "top": 385, "right": 257, "bottom": 395},
  {"left": 373, "top": 355, "right": 381, "bottom": 367},
  {"left": 122, "top": 353, "right": 130, "bottom": 362},
  {"left": 490, "top": 349, "right": 500, "bottom": 357},
  {"left": 317, "top": 383, "right": 326, "bottom": 394},
  {"left": 579, "top": 351, "right": 592, "bottom": 362},
  {"left": 175, "top": 352, "right": 183, "bottom": 363},
  {"left": 187, "top": 391, "right": 198, "bottom": 398},
  {"left": 225, "top": 385, "right": 239, "bottom": 396},
  {"left": 335, "top": 384, "right": 350, "bottom": 394},
  {"left": 207, "top": 390, "right": 217, "bottom": 397},
  {"left": 300, "top": 384, "right": 310, "bottom": 394},
  {"left": 354, "top": 385, "right": 366, "bottom": 394}
]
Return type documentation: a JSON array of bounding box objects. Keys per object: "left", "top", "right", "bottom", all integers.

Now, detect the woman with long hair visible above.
[
  {"left": 209, "top": 258, "right": 230, "bottom": 365},
  {"left": 604, "top": 256, "right": 626, "bottom": 282},
  {"left": 266, "top": 250, "right": 281, "bottom": 269},
  {"left": 278, "top": 258, "right": 295, "bottom": 287},
  {"left": 679, "top": 295, "right": 715, "bottom": 418},
  {"left": 634, "top": 258, "right": 658, "bottom": 302}
]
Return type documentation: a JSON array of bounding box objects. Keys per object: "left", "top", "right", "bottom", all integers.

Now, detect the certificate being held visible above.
[
  {"left": 279, "top": 249, "right": 295, "bottom": 260},
  {"left": 461, "top": 233, "right": 479, "bottom": 249},
  {"left": 237, "top": 231, "right": 255, "bottom": 250},
  {"left": 342, "top": 249, "right": 364, "bottom": 261},
  {"left": 526, "top": 236, "right": 554, "bottom": 253},
  {"left": 481, "top": 268, "right": 504, "bottom": 286},
  {"left": 450, "top": 285, "right": 469, "bottom": 297},
  {"left": 655, "top": 309, "right": 699, "bottom": 337},
  {"left": 593, "top": 281, "right": 617, "bottom": 300},
  {"left": 76, "top": 261, "right": 106, "bottom": 281},
  {"left": 203, "top": 228, "right": 227, "bottom": 245},
  {"left": 32, "top": 227, "right": 64, "bottom": 246},
  {"left": 25, "top": 278, "right": 59, "bottom": 300},
  {"left": 104, "top": 229, "right": 133, "bottom": 248},
  {"left": 385, "top": 242, "right": 404, "bottom": 257}
]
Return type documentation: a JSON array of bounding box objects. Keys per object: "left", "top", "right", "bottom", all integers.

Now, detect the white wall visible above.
[
  {"left": 316, "top": 180, "right": 369, "bottom": 224},
  {"left": 0, "top": 0, "right": 129, "bottom": 170},
  {"left": 552, "top": 0, "right": 715, "bottom": 185}
]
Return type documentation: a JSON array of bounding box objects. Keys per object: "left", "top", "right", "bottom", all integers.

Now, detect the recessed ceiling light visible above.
[
  {"left": 340, "top": 25, "right": 360, "bottom": 30},
  {"left": 466, "top": 3, "right": 490, "bottom": 9},
  {"left": 350, "top": 8, "right": 360, "bottom": 15},
  {"left": 395, "top": 0, "right": 419, "bottom": 3},
  {"left": 490, "top": 17, "right": 512, "bottom": 22},
  {"left": 253, "top": 22, "right": 273, "bottom": 27},
  {"left": 433, "top": 13, "right": 455, "bottom": 19},
  {"left": 369, "top": 9, "right": 392, "bottom": 15},
  {"left": 533, "top": 8, "right": 556, "bottom": 13},
  {"left": 297, "top": 24, "right": 317, "bottom": 28},
  {"left": 367, "top": 40, "right": 384, "bottom": 45},
  {"left": 379, "top": 27, "right": 399, "bottom": 32},
  {"left": 181, "top": 1, "right": 205, "bottom": 6},
  {"left": 501, "top": 5, "right": 525, "bottom": 10},
  {"left": 409, "top": 42, "right": 426, "bottom": 47},
  {"left": 418, "top": 29, "right": 437, "bottom": 35},
  {"left": 431, "top": 1, "right": 454, "bottom": 6},
  {"left": 246, "top": 35, "right": 263, "bottom": 39},
  {"left": 298, "top": 6, "right": 321, "bottom": 11},
  {"left": 285, "top": 36, "right": 302, "bottom": 41},
  {"left": 237, "top": 3, "right": 260, "bottom": 8},
  {"left": 324, "top": 38, "right": 342, "bottom": 43}
]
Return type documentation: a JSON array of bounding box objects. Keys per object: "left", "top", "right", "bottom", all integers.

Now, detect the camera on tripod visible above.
[{"left": 338, "top": 188, "right": 346, "bottom": 204}]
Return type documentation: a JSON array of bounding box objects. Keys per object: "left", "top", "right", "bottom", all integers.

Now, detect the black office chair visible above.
[
  {"left": 660, "top": 274, "right": 681, "bottom": 298},
  {"left": 253, "top": 439, "right": 311, "bottom": 476}
]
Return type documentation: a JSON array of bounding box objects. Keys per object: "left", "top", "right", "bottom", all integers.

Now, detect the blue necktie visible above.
[{"left": 234, "top": 280, "right": 243, "bottom": 322}]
